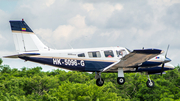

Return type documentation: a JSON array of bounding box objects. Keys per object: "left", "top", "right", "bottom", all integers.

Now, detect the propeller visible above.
[{"left": 161, "top": 45, "right": 170, "bottom": 76}]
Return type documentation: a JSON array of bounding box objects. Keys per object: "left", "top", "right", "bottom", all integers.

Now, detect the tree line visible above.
[{"left": 0, "top": 58, "right": 180, "bottom": 101}]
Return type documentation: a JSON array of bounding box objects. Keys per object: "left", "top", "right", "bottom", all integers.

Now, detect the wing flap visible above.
[{"left": 103, "top": 49, "right": 163, "bottom": 72}]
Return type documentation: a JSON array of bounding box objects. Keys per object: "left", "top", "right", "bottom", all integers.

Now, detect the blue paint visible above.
[
  {"left": 136, "top": 66, "right": 173, "bottom": 73},
  {"left": 9, "top": 20, "right": 33, "bottom": 32},
  {"left": 133, "top": 49, "right": 162, "bottom": 54},
  {"left": 156, "top": 57, "right": 160, "bottom": 59},
  {"left": 141, "top": 61, "right": 162, "bottom": 67},
  {"left": 84, "top": 61, "right": 113, "bottom": 71},
  {"left": 22, "top": 53, "right": 40, "bottom": 55},
  {"left": 19, "top": 57, "right": 85, "bottom": 71},
  {"left": 19, "top": 57, "right": 114, "bottom": 72}
]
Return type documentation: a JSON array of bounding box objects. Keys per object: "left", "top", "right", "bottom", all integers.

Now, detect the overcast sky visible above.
[{"left": 0, "top": 0, "right": 180, "bottom": 71}]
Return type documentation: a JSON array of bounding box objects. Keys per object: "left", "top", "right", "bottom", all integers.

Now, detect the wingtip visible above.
[{"left": 133, "top": 49, "right": 163, "bottom": 54}]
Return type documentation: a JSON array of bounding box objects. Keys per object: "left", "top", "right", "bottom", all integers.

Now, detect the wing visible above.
[{"left": 103, "top": 49, "right": 163, "bottom": 72}]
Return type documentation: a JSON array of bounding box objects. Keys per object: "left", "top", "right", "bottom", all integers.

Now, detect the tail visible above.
[{"left": 9, "top": 19, "right": 48, "bottom": 53}]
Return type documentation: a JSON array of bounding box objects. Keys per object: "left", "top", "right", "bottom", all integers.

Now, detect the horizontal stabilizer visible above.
[{"left": 4, "top": 53, "right": 40, "bottom": 58}]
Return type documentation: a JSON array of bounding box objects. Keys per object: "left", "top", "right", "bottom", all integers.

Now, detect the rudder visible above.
[{"left": 9, "top": 19, "right": 48, "bottom": 53}]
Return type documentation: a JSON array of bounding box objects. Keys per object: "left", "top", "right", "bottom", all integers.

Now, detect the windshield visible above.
[{"left": 116, "top": 49, "right": 127, "bottom": 58}]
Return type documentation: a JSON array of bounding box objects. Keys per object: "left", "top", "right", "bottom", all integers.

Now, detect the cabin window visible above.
[
  {"left": 104, "top": 50, "right": 114, "bottom": 57},
  {"left": 88, "top": 51, "right": 101, "bottom": 58},
  {"left": 116, "top": 49, "right": 126, "bottom": 57},
  {"left": 78, "top": 53, "right": 85, "bottom": 57}
]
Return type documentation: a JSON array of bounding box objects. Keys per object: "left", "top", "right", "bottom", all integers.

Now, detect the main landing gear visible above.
[
  {"left": 95, "top": 69, "right": 155, "bottom": 88},
  {"left": 117, "top": 77, "right": 125, "bottom": 85},
  {"left": 95, "top": 72, "right": 104, "bottom": 86},
  {"left": 95, "top": 68, "right": 125, "bottom": 87},
  {"left": 117, "top": 68, "right": 125, "bottom": 85}
]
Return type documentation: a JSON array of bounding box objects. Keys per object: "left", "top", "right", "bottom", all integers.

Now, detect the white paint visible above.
[{"left": 118, "top": 68, "right": 124, "bottom": 77}]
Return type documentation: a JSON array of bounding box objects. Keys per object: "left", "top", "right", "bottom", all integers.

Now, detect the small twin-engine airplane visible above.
[{"left": 4, "top": 19, "right": 174, "bottom": 88}]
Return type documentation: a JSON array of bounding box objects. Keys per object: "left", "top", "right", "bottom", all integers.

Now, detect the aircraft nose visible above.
[
  {"left": 170, "top": 64, "right": 175, "bottom": 70},
  {"left": 164, "top": 57, "right": 171, "bottom": 63},
  {"left": 165, "top": 63, "right": 175, "bottom": 70},
  {"left": 168, "top": 64, "right": 175, "bottom": 70}
]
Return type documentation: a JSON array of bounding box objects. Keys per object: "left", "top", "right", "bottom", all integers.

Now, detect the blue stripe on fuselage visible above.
[
  {"left": 19, "top": 57, "right": 114, "bottom": 72},
  {"left": 84, "top": 61, "right": 113, "bottom": 71}
]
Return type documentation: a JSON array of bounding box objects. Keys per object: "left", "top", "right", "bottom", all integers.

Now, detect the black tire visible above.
[
  {"left": 117, "top": 77, "right": 125, "bottom": 85},
  {"left": 96, "top": 78, "right": 104, "bottom": 86},
  {"left": 146, "top": 80, "right": 154, "bottom": 88}
]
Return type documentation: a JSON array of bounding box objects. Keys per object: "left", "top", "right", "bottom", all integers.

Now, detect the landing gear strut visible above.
[
  {"left": 146, "top": 75, "right": 154, "bottom": 88},
  {"left": 117, "top": 68, "right": 125, "bottom": 85},
  {"left": 95, "top": 72, "right": 104, "bottom": 86}
]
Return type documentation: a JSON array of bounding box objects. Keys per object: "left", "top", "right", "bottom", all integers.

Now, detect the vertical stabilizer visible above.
[{"left": 9, "top": 19, "right": 48, "bottom": 52}]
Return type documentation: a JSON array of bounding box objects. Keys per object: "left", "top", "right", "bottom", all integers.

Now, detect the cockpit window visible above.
[
  {"left": 78, "top": 53, "right": 85, "bottom": 57},
  {"left": 116, "top": 49, "right": 127, "bottom": 57},
  {"left": 88, "top": 51, "right": 101, "bottom": 58},
  {"left": 104, "top": 50, "right": 114, "bottom": 57}
]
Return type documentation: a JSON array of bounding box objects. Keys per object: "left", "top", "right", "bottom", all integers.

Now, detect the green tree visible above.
[
  {"left": 0, "top": 59, "right": 180, "bottom": 101},
  {"left": 0, "top": 58, "right": 2, "bottom": 65}
]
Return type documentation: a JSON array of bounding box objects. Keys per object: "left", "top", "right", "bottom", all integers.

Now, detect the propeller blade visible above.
[
  {"left": 161, "top": 63, "right": 165, "bottom": 76},
  {"left": 165, "top": 45, "right": 169, "bottom": 58},
  {"left": 161, "top": 45, "right": 170, "bottom": 76}
]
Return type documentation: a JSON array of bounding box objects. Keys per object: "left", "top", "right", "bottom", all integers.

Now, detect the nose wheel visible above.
[
  {"left": 146, "top": 75, "right": 154, "bottom": 88},
  {"left": 146, "top": 79, "right": 154, "bottom": 88}
]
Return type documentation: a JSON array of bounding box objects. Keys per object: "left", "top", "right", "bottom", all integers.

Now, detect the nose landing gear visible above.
[{"left": 146, "top": 75, "right": 154, "bottom": 88}]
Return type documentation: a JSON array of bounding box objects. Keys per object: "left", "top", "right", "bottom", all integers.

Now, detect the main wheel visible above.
[
  {"left": 146, "top": 80, "right": 154, "bottom": 88},
  {"left": 96, "top": 78, "right": 104, "bottom": 86},
  {"left": 117, "top": 77, "right": 125, "bottom": 85}
]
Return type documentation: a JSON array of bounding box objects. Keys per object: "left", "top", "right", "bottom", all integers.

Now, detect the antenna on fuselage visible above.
[{"left": 68, "top": 43, "right": 73, "bottom": 49}]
